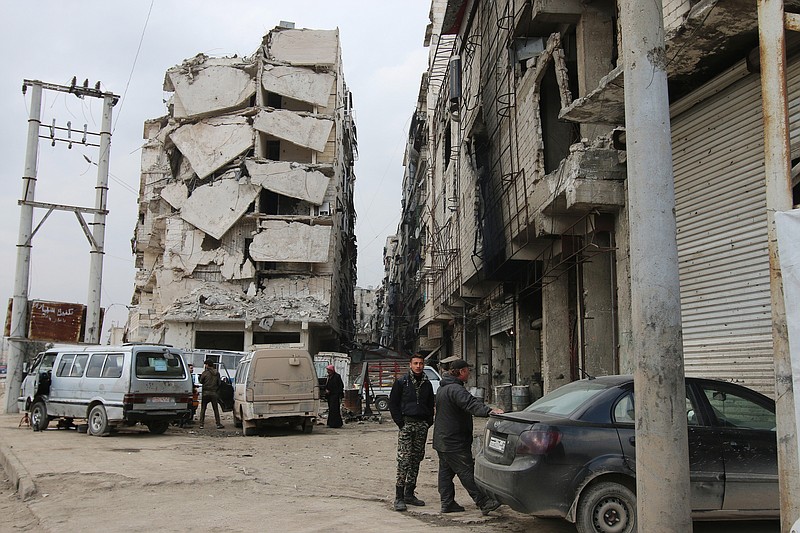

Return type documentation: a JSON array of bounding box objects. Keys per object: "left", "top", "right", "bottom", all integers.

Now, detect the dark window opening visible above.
[
  {"left": 261, "top": 190, "right": 301, "bottom": 215},
  {"left": 540, "top": 63, "right": 580, "bottom": 174},
  {"left": 195, "top": 331, "right": 245, "bottom": 351},
  {"left": 267, "top": 91, "right": 282, "bottom": 109},
  {"left": 444, "top": 122, "right": 452, "bottom": 170},
  {"left": 266, "top": 140, "right": 281, "bottom": 161},
  {"left": 201, "top": 234, "right": 221, "bottom": 251},
  {"left": 792, "top": 156, "right": 800, "bottom": 206},
  {"left": 252, "top": 331, "right": 301, "bottom": 344}
]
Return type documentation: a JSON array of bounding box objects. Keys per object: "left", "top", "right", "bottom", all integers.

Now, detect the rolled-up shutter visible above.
[{"left": 671, "top": 57, "right": 800, "bottom": 396}]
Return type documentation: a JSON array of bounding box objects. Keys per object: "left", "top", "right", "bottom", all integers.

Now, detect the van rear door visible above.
[{"left": 250, "top": 352, "right": 317, "bottom": 412}]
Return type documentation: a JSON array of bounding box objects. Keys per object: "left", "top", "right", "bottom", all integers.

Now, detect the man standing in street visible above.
[
  {"left": 324, "top": 364, "right": 344, "bottom": 428},
  {"left": 388, "top": 354, "right": 434, "bottom": 512},
  {"left": 433, "top": 359, "right": 503, "bottom": 515},
  {"left": 198, "top": 359, "right": 224, "bottom": 429}
]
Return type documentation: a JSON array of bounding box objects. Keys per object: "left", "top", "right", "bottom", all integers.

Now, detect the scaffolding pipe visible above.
[
  {"left": 620, "top": 0, "right": 692, "bottom": 530},
  {"left": 757, "top": 1, "right": 800, "bottom": 528}
]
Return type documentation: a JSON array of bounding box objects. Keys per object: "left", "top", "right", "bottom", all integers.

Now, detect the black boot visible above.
[
  {"left": 394, "top": 485, "right": 407, "bottom": 511},
  {"left": 404, "top": 485, "right": 425, "bottom": 506}
]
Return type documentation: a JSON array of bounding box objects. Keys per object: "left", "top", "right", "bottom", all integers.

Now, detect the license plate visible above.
[
  {"left": 488, "top": 435, "right": 506, "bottom": 453},
  {"left": 148, "top": 396, "right": 172, "bottom": 403}
]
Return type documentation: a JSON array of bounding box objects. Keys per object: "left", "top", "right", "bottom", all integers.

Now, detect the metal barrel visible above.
[
  {"left": 511, "top": 385, "right": 531, "bottom": 411},
  {"left": 493, "top": 383, "right": 512, "bottom": 411}
]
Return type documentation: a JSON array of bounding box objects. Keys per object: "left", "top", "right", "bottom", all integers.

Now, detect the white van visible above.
[
  {"left": 18, "top": 344, "right": 192, "bottom": 436},
  {"left": 233, "top": 348, "right": 319, "bottom": 435}
]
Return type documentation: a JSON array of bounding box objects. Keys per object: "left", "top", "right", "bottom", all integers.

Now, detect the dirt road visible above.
[{"left": 0, "top": 409, "right": 577, "bottom": 533}]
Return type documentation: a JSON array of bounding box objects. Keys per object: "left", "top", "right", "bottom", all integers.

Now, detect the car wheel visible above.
[
  {"left": 146, "top": 421, "right": 169, "bottom": 434},
  {"left": 375, "top": 396, "right": 389, "bottom": 411},
  {"left": 302, "top": 418, "right": 314, "bottom": 434},
  {"left": 30, "top": 401, "right": 49, "bottom": 431},
  {"left": 243, "top": 424, "right": 258, "bottom": 436},
  {"left": 233, "top": 408, "right": 242, "bottom": 428},
  {"left": 88, "top": 405, "right": 110, "bottom": 437},
  {"left": 576, "top": 481, "right": 636, "bottom": 533}
]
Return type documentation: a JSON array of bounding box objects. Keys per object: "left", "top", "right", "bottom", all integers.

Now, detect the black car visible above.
[{"left": 474, "top": 375, "right": 778, "bottom": 533}]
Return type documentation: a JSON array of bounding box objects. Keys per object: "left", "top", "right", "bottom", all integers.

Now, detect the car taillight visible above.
[
  {"left": 516, "top": 428, "right": 561, "bottom": 455},
  {"left": 246, "top": 388, "right": 253, "bottom": 402}
]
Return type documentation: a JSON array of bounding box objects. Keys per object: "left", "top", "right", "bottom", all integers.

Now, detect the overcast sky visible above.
[{"left": 0, "top": 1, "right": 430, "bottom": 341}]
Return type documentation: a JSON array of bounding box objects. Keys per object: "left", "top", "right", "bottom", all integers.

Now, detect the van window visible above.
[
  {"left": 69, "top": 354, "right": 89, "bottom": 377},
  {"left": 57, "top": 354, "right": 76, "bottom": 377},
  {"left": 102, "top": 354, "right": 123, "bottom": 378},
  {"left": 86, "top": 354, "right": 106, "bottom": 378},
  {"left": 135, "top": 351, "right": 185, "bottom": 379}
]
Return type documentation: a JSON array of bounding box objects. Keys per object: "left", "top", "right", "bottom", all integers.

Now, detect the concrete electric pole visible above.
[
  {"left": 620, "top": 1, "right": 693, "bottom": 531},
  {"left": 5, "top": 79, "right": 118, "bottom": 414}
]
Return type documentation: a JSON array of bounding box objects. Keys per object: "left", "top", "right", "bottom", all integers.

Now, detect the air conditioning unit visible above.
[{"left": 319, "top": 202, "right": 331, "bottom": 216}]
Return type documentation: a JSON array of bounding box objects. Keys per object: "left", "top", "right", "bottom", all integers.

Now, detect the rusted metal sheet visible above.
[{"left": 27, "top": 300, "right": 86, "bottom": 343}]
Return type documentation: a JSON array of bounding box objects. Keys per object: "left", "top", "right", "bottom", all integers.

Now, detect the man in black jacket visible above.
[
  {"left": 433, "top": 359, "right": 503, "bottom": 515},
  {"left": 388, "top": 354, "right": 434, "bottom": 512}
]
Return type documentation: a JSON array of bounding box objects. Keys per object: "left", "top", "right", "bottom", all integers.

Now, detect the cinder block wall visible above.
[{"left": 663, "top": 0, "right": 692, "bottom": 31}]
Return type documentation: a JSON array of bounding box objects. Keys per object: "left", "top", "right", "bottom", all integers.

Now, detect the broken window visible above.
[
  {"left": 195, "top": 331, "right": 244, "bottom": 351},
  {"left": 260, "top": 189, "right": 303, "bottom": 215},
  {"left": 252, "top": 332, "right": 301, "bottom": 344}
]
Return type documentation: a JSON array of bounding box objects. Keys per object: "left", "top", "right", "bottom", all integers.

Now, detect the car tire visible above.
[
  {"left": 243, "top": 424, "right": 258, "bottom": 436},
  {"left": 233, "top": 408, "right": 242, "bottom": 428},
  {"left": 576, "top": 481, "right": 636, "bottom": 533},
  {"left": 302, "top": 418, "right": 314, "bottom": 434},
  {"left": 375, "top": 396, "right": 389, "bottom": 411},
  {"left": 146, "top": 421, "right": 169, "bottom": 434},
  {"left": 30, "top": 401, "right": 49, "bottom": 432},
  {"left": 88, "top": 405, "right": 110, "bottom": 437}
]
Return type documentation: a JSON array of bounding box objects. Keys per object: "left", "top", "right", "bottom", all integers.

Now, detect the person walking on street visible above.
[
  {"left": 433, "top": 359, "right": 503, "bottom": 515},
  {"left": 198, "top": 360, "right": 224, "bottom": 429},
  {"left": 325, "top": 364, "right": 344, "bottom": 428},
  {"left": 388, "top": 354, "right": 434, "bottom": 511}
]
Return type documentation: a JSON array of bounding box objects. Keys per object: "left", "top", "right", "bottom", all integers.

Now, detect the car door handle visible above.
[{"left": 629, "top": 436, "right": 635, "bottom": 447}]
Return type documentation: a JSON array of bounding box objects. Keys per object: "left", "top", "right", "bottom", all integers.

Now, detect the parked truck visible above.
[{"left": 352, "top": 360, "right": 441, "bottom": 411}]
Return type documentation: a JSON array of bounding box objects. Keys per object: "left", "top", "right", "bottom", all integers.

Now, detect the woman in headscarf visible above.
[{"left": 324, "top": 364, "right": 344, "bottom": 428}]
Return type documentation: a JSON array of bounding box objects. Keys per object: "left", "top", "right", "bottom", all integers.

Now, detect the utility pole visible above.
[
  {"left": 5, "top": 79, "right": 118, "bottom": 413},
  {"left": 620, "top": 1, "right": 692, "bottom": 531},
  {"left": 757, "top": 1, "right": 800, "bottom": 529}
]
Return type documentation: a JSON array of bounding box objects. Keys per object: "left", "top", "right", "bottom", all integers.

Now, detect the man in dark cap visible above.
[
  {"left": 198, "top": 359, "right": 223, "bottom": 429},
  {"left": 433, "top": 359, "right": 504, "bottom": 515}
]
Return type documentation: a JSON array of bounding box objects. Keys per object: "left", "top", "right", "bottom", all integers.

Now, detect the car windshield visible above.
[{"left": 523, "top": 379, "right": 612, "bottom": 416}]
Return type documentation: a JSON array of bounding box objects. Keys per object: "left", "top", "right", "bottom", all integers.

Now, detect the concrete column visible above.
[
  {"left": 621, "top": 0, "right": 692, "bottom": 530},
  {"left": 576, "top": 5, "right": 614, "bottom": 140},
  {"left": 582, "top": 232, "right": 616, "bottom": 376},
  {"left": 542, "top": 266, "right": 571, "bottom": 394},
  {"left": 615, "top": 202, "right": 635, "bottom": 373}
]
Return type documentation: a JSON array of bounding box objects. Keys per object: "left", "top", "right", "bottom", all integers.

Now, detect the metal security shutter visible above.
[{"left": 671, "top": 58, "right": 800, "bottom": 396}]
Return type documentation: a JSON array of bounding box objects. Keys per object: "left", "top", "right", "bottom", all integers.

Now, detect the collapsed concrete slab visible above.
[
  {"left": 250, "top": 221, "right": 332, "bottom": 263},
  {"left": 261, "top": 64, "right": 334, "bottom": 108},
  {"left": 180, "top": 174, "right": 260, "bottom": 240},
  {"left": 244, "top": 160, "right": 329, "bottom": 205},
  {"left": 169, "top": 116, "right": 253, "bottom": 179},
  {"left": 266, "top": 28, "right": 339, "bottom": 66},
  {"left": 253, "top": 109, "right": 333, "bottom": 153},
  {"left": 166, "top": 55, "right": 256, "bottom": 119}
]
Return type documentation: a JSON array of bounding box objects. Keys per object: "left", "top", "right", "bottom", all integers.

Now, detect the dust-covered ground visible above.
[{"left": 0, "top": 406, "right": 780, "bottom": 533}]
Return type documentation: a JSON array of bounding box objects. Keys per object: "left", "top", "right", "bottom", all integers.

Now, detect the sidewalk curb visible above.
[{"left": 0, "top": 433, "right": 37, "bottom": 500}]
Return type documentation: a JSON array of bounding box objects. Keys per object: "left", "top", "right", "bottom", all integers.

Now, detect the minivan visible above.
[
  {"left": 18, "top": 344, "right": 192, "bottom": 436},
  {"left": 233, "top": 348, "right": 319, "bottom": 435}
]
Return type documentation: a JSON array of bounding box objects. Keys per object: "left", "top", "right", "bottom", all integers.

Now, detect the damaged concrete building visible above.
[
  {"left": 382, "top": 0, "right": 800, "bottom": 399},
  {"left": 126, "top": 24, "right": 357, "bottom": 353}
]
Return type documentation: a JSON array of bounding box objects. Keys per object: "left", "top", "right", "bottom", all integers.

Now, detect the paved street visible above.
[{"left": 0, "top": 409, "right": 781, "bottom": 533}]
